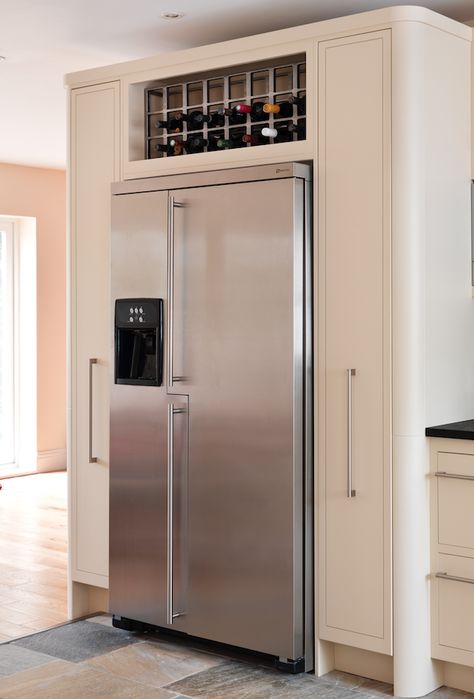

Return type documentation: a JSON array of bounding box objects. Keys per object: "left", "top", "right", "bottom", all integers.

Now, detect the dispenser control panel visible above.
[{"left": 115, "top": 298, "right": 161, "bottom": 328}]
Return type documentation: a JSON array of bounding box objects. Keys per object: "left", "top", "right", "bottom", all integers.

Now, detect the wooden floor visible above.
[{"left": 0, "top": 471, "right": 67, "bottom": 642}]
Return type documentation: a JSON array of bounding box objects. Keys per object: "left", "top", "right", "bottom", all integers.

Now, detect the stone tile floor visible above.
[{"left": 0, "top": 615, "right": 471, "bottom": 698}]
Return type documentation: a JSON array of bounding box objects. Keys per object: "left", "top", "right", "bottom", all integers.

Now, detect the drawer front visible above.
[
  {"left": 437, "top": 452, "right": 474, "bottom": 550},
  {"left": 435, "top": 554, "right": 474, "bottom": 656}
]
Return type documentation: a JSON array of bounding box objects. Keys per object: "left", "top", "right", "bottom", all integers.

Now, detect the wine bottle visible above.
[
  {"left": 289, "top": 94, "right": 306, "bottom": 115},
  {"left": 186, "top": 111, "right": 211, "bottom": 130},
  {"left": 154, "top": 142, "right": 182, "bottom": 156},
  {"left": 242, "top": 133, "right": 265, "bottom": 146},
  {"left": 261, "top": 127, "right": 278, "bottom": 139},
  {"left": 263, "top": 101, "right": 294, "bottom": 118},
  {"left": 214, "top": 132, "right": 247, "bottom": 149},
  {"left": 183, "top": 136, "right": 207, "bottom": 153},
  {"left": 155, "top": 115, "right": 185, "bottom": 131},
  {"left": 216, "top": 107, "right": 247, "bottom": 126},
  {"left": 213, "top": 137, "right": 232, "bottom": 149},
  {"left": 234, "top": 102, "right": 267, "bottom": 121},
  {"left": 260, "top": 126, "right": 293, "bottom": 142},
  {"left": 286, "top": 121, "right": 306, "bottom": 139},
  {"left": 168, "top": 138, "right": 185, "bottom": 155},
  {"left": 208, "top": 111, "right": 226, "bottom": 128}
]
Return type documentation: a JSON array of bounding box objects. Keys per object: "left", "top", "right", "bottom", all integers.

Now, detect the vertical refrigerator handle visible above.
[
  {"left": 167, "top": 402, "right": 186, "bottom": 625},
  {"left": 89, "top": 358, "right": 98, "bottom": 463},
  {"left": 347, "top": 368, "right": 356, "bottom": 498},
  {"left": 167, "top": 196, "right": 185, "bottom": 388}
]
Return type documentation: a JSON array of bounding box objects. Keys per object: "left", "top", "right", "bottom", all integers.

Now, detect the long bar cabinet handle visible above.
[
  {"left": 89, "top": 358, "right": 98, "bottom": 464},
  {"left": 436, "top": 572, "right": 474, "bottom": 585},
  {"left": 435, "top": 471, "right": 474, "bottom": 482},
  {"left": 347, "top": 368, "right": 356, "bottom": 498},
  {"left": 167, "top": 197, "right": 185, "bottom": 388}
]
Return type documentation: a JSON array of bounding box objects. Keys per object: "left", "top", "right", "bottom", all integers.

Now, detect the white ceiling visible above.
[{"left": 1, "top": 0, "right": 473, "bottom": 170}]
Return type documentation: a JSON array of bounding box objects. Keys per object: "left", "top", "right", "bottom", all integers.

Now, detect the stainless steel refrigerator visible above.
[{"left": 109, "top": 162, "right": 313, "bottom": 672}]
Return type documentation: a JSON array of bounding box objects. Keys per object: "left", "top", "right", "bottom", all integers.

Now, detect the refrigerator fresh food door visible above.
[
  {"left": 168, "top": 176, "right": 308, "bottom": 662},
  {"left": 110, "top": 190, "right": 188, "bottom": 627}
]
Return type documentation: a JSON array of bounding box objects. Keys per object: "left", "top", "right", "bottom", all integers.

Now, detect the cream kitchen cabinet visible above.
[
  {"left": 317, "top": 30, "right": 392, "bottom": 655},
  {"left": 430, "top": 437, "right": 474, "bottom": 669},
  {"left": 68, "top": 81, "right": 120, "bottom": 613}
]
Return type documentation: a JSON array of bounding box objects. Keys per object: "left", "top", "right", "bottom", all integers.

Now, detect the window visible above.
[
  {"left": 0, "top": 216, "right": 36, "bottom": 474},
  {"left": 0, "top": 220, "right": 15, "bottom": 466}
]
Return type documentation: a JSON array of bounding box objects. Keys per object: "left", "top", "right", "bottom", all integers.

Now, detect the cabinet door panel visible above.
[
  {"left": 70, "top": 82, "right": 120, "bottom": 587},
  {"left": 432, "top": 553, "right": 474, "bottom": 666},
  {"left": 318, "top": 31, "right": 392, "bottom": 654}
]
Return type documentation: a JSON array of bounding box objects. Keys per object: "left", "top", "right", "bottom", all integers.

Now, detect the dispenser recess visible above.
[{"left": 114, "top": 298, "right": 163, "bottom": 386}]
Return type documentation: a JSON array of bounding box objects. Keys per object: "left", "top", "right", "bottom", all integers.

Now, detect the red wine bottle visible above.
[
  {"left": 168, "top": 138, "right": 185, "bottom": 155},
  {"left": 217, "top": 106, "right": 247, "bottom": 125},
  {"left": 234, "top": 102, "right": 267, "bottom": 121},
  {"left": 263, "top": 101, "right": 294, "bottom": 118},
  {"left": 242, "top": 133, "right": 265, "bottom": 146}
]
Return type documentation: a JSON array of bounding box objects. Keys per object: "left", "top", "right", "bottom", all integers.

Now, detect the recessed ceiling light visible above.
[{"left": 161, "top": 10, "right": 185, "bottom": 20}]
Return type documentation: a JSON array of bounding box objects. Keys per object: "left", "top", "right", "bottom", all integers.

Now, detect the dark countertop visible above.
[{"left": 426, "top": 419, "right": 474, "bottom": 440}]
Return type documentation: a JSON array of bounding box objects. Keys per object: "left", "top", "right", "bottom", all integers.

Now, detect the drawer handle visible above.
[
  {"left": 436, "top": 572, "right": 474, "bottom": 585},
  {"left": 435, "top": 471, "right": 474, "bottom": 482}
]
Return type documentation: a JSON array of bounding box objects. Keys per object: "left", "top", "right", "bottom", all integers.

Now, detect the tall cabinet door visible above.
[
  {"left": 318, "top": 31, "right": 392, "bottom": 654},
  {"left": 70, "top": 82, "right": 120, "bottom": 590}
]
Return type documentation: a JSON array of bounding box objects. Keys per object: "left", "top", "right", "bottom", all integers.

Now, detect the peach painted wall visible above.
[{"left": 0, "top": 163, "right": 66, "bottom": 465}]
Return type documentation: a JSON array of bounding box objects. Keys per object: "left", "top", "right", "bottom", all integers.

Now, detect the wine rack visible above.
[{"left": 145, "top": 59, "right": 306, "bottom": 158}]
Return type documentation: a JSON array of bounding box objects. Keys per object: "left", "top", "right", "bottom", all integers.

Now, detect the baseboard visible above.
[
  {"left": 334, "top": 644, "right": 394, "bottom": 684},
  {"left": 444, "top": 661, "right": 474, "bottom": 693},
  {"left": 37, "top": 448, "right": 66, "bottom": 472}
]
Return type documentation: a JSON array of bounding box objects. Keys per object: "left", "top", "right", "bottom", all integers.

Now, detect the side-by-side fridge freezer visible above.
[{"left": 109, "top": 162, "right": 313, "bottom": 672}]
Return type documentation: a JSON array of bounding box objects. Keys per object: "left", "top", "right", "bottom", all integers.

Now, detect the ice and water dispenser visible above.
[{"left": 114, "top": 299, "right": 163, "bottom": 386}]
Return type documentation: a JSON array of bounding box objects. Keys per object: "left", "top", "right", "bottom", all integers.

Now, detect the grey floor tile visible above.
[
  {"left": 425, "top": 689, "right": 474, "bottom": 699},
  {"left": 0, "top": 661, "right": 180, "bottom": 699},
  {"left": 166, "top": 660, "right": 374, "bottom": 699},
  {"left": 87, "top": 640, "right": 223, "bottom": 688},
  {"left": 322, "top": 670, "right": 394, "bottom": 697},
  {"left": 85, "top": 614, "right": 113, "bottom": 627},
  {"left": 12, "top": 619, "right": 140, "bottom": 662},
  {"left": 0, "top": 645, "right": 54, "bottom": 678}
]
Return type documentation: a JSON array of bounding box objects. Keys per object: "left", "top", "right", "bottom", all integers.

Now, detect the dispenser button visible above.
[
  {"left": 129, "top": 307, "right": 134, "bottom": 314},
  {"left": 134, "top": 307, "right": 138, "bottom": 313},
  {"left": 139, "top": 307, "right": 143, "bottom": 314},
  {"left": 139, "top": 317, "right": 143, "bottom": 323},
  {"left": 129, "top": 316, "right": 134, "bottom": 323}
]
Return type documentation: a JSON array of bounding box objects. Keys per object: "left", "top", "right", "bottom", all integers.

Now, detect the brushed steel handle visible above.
[
  {"left": 167, "top": 196, "right": 185, "bottom": 389},
  {"left": 347, "top": 368, "right": 356, "bottom": 498},
  {"left": 167, "top": 403, "right": 186, "bottom": 624},
  {"left": 89, "top": 358, "right": 98, "bottom": 463},
  {"left": 436, "top": 572, "right": 474, "bottom": 585},
  {"left": 435, "top": 471, "right": 474, "bottom": 482},
  {"left": 167, "top": 402, "right": 175, "bottom": 624}
]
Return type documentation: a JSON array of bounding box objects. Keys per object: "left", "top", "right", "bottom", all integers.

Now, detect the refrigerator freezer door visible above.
[
  {"left": 110, "top": 191, "right": 187, "bottom": 627},
  {"left": 169, "top": 177, "right": 307, "bottom": 661}
]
